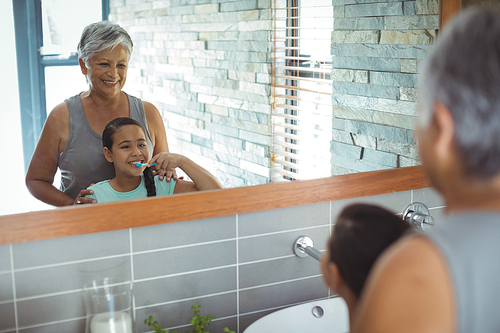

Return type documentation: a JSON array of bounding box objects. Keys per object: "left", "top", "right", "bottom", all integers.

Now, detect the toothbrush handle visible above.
[{"left": 136, "top": 162, "right": 156, "bottom": 167}]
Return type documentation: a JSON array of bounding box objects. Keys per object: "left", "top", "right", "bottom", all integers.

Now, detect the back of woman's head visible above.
[
  {"left": 102, "top": 117, "right": 156, "bottom": 197},
  {"left": 329, "top": 204, "right": 411, "bottom": 298},
  {"left": 419, "top": 6, "right": 500, "bottom": 178},
  {"left": 78, "top": 21, "right": 133, "bottom": 65}
]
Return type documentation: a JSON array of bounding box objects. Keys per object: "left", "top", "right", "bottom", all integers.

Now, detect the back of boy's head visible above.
[
  {"left": 102, "top": 117, "right": 157, "bottom": 197},
  {"left": 329, "top": 204, "right": 411, "bottom": 298}
]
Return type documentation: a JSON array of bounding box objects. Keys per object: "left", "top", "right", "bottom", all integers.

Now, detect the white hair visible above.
[
  {"left": 418, "top": 6, "right": 500, "bottom": 178},
  {"left": 77, "top": 21, "right": 133, "bottom": 66}
]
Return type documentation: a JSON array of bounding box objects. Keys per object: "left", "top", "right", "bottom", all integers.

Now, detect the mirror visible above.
[{"left": 2, "top": 0, "right": 443, "bottom": 216}]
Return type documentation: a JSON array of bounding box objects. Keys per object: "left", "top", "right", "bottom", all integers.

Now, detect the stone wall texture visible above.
[
  {"left": 330, "top": 0, "right": 438, "bottom": 175},
  {"left": 110, "top": 0, "right": 273, "bottom": 188}
]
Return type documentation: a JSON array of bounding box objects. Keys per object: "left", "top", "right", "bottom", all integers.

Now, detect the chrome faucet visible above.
[
  {"left": 402, "top": 202, "right": 435, "bottom": 231},
  {"left": 293, "top": 236, "right": 322, "bottom": 261}
]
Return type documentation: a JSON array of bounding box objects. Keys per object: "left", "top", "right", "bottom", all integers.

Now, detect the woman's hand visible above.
[
  {"left": 73, "top": 188, "right": 96, "bottom": 205},
  {"left": 148, "top": 152, "right": 181, "bottom": 181}
]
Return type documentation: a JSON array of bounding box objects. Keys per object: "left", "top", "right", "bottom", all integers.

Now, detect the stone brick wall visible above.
[
  {"left": 109, "top": 0, "right": 273, "bottom": 188},
  {"left": 330, "top": 0, "right": 439, "bottom": 175}
]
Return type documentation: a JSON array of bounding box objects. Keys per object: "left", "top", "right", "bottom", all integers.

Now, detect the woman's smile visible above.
[{"left": 103, "top": 80, "right": 119, "bottom": 87}]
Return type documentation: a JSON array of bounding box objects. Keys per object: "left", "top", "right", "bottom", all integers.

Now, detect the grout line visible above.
[
  {"left": 9, "top": 244, "right": 18, "bottom": 333},
  {"left": 11, "top": 279, "right": 137, "bottom": 303},
  {"left": 328, "top": 200, "right": 332, "bottom": 299},
  {"left": 236, "top": 214, "right": 240, "bottom": 333},
  {"left": 239, "top": 251, "right": 326, "bottom": 267},
  {"left": 330, "top": 200, "right": 333, "bottom": 233},
  {"left": 213, "top": 314, "right": 237, "bottom": 324},
  {"left": 15, "top": 289, "right": 82, "bottom": 302},
  {"left": 13, "top": 253, "right": 130, "bottom": 273},
  {"left": 237, "top": 224, "right": 330, "bottom": 241},
  {"left": 429, "top": 205, "right": 446, "bottom": 210},
  {"left": 129, "top": 228, "right": 136, "bottom": 327},
  {"left": 132, "top": 238, "right": 237, "bottom": 256},
  {"left": 133, "top": 264, "right": 237, "bottom": 284},
  {"left": 135, "top": 290, "right": 237, "bottom": 310},
  {"left": 411, "top": 189, "right": 414, "bottom": 203},
  {"left": 16, "top": 281, "right": 131, "bottom": 303},
  {"left": 162, "top": 321, "right": 194, "bottom": 332},
  {"left": 15, "top": 316, "right": 85, "bottom": 331},
  {"left": 239, "top": 274, "right": 323, "bottom": 292}
]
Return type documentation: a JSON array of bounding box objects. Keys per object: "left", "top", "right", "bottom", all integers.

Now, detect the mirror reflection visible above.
[{"left": 2, "top": 0, "right": 440, "bottom": 215}]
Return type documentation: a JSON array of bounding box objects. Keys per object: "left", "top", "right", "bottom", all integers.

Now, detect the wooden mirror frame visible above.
[
  {"left": 441, "top": 0, "right": 462, "bottom": 27},
  {"left": 0, "top": 166, "right": 428, "bottom": 245}
]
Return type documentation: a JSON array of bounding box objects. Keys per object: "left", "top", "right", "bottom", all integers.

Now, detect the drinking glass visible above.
[{"left": 82, "top": 277, "right": 136, "bottom": 333}]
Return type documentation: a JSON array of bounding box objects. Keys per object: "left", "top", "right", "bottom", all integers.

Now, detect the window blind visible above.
[{"left": 271, "top": 0, "right": 334, "bottom": 182}]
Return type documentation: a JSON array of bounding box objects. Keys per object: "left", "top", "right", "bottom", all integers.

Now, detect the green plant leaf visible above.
[{"left": 145, "top": 302, "right": 231, "bottom": 333}]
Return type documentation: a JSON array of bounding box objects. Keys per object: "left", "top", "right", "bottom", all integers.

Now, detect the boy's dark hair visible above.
[
  {"left": 102, "top": 117, "right": 156, "bottom": 197},
  {"left": 329, "top": 204, "right": 411, "bottom": 298}
]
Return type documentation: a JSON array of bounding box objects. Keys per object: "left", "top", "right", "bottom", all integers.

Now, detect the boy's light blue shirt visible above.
[{"left": 87, "top": 174, "right": 176, "bottom": 203}]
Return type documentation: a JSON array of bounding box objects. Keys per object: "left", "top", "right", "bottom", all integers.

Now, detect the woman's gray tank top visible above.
[
  {"left": 59, "top": 92, "right": 153, "bottom": 199},
  {"left": 425, "top": 212, "right": 500, "bottom": 333}
]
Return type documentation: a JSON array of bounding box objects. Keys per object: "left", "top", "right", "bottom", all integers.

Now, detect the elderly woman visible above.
[{"left": 26, "top": 21, "right": 175, "bottom": 206}]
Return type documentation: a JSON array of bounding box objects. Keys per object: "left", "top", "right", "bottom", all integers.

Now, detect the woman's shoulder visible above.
[
  {"left": 42, "top": 102, "right": 70, "bottom": 138},
  {"left": 142, "top": 100, "right": 161, "bottom": 118},
  {"left": 47, "top": 92, "right": 83, "bottom": 125},
  {"left": 125, "top": 93, "right": 160, "bottom": 124},
  {"left": 64, "top": 93, "right": 83, "bottom": 104},
  {"left": 123, "top": 92, "right": 152, "bottom": 110},
  {"left": 48, "top": 101, "right": 68, "bottom": 117}
]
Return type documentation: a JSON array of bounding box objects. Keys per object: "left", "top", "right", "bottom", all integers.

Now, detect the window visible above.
[
  {"left": 13, "top": 0, "right": 108, "bottom": 171},
  {"left": 271, "top": 0, "right": 334, "bottom": 182}
]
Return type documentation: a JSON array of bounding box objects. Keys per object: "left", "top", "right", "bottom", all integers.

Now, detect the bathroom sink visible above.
[{"left": 243, "top": 297, "right": 349, "bottom": 333}]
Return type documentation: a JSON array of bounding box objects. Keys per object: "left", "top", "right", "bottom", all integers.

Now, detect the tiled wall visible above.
[{"left": 0, "top": 187, "right": 445, "bottom": 333}]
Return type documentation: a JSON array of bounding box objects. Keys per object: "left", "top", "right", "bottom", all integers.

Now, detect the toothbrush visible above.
[{"left": 135, "top": 162, "right": 156, "bottom": 167}]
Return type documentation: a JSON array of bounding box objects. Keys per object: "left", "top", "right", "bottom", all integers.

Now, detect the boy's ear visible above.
[
  {"left": 328, "top": 262, "right": 343, "bottom": 292},
  {"left": 103, "top": 147, "right": 113, "bottom": 163}
]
